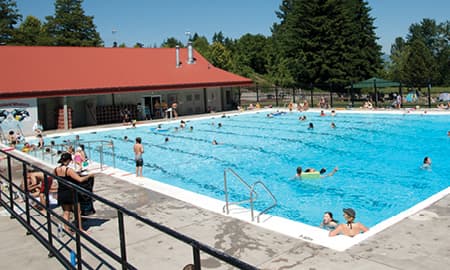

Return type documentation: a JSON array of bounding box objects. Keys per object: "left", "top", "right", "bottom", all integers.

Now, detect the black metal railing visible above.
[
  {"left": 0, "top": 149, "right": 258, "bottom": 270},
  {"left": 237, "top": 84, "right": 442, "bottom": 109}
]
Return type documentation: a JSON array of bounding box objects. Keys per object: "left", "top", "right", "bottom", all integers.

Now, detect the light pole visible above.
[
  {"left": 185, "top": 31, "right": 191, "bottom": 44},
  {"left": 112, "top": 29, "right": 117, "bottom": 47}
]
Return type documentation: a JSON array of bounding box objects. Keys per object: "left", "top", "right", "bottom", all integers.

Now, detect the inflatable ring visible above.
[{"left": 301, "top": 172, "right": 321, "bottom": 179}]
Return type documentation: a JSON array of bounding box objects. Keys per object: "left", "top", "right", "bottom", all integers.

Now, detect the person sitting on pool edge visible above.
[
  {"left": 294, "top": 166, "right": 338, "bottom": 179},
  {"left": 329, "top": 208, "right": 369, "bottom": 237}
]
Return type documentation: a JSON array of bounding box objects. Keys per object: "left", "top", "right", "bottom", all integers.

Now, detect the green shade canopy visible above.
[{"left": 349, "top": 77, "right": 400, "bottom": 88}]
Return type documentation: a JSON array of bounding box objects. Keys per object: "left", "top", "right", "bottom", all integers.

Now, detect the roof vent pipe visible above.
[
  {"left": 176, "top": 45, "right": 180, "bottom": 68},
  {"left": 187, "top": 41, "right": 194, "bottom": 64}
]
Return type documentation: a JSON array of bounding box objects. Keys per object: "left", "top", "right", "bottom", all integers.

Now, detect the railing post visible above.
[
  {"left": 73, "top": 191, "right": 82, "bottom": 270},
  {"left": 192, "top": 244, "right": 201, "bottom": 270},
  {"left": 250, "top": 190, "right": 254, "bottom": 222},
  {"left": 275, "top": 87, "right": 279, "bottom": 107},
  {"left": 7, "top": 156, "right": 14, "bottom": 213},
  {"left": 44, "top": 174, "right": 55, "bottom": 257},
  {"left": 88, "top": 142, "right": 92, "bottom": 163},
  {"left": 22, "top": 163, "right": 31, "bottom": 231},
  {"left": 111, "top": 140, "right": 116, "bottom": 168},
  {"left": 118, "top": 211, "right": 128, "bottom": 270},
  {"left": 100, "top": 144, "right": 104, "bottom": 170},
  {"left": 223, "top": 170, "right": 229, "bottom": 214}
]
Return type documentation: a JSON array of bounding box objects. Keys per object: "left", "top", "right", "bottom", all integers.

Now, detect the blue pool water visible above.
[{"left": 49, "top": 111, "right": 450, "bottom": 227}]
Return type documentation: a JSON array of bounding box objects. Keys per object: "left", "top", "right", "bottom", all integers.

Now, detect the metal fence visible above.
[
  {"left": 0, "top": 149, "right": 258, "bottom": 270},
  {"left": 236, "top": 84, "right": 446, "bottom": 110}
]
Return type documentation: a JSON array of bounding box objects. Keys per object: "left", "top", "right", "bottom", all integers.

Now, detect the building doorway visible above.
[{"left": 143, "top": 95, "right": 162, "bottom": 119}]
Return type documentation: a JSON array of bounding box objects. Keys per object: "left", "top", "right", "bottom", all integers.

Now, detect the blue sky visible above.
[{"left": 15, "top": 0, "right": 449, "bottom": 54}]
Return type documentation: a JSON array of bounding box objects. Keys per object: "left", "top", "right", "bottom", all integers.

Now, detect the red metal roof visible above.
[{"left": 0, "top": 46, "right": 252, "bottom": 100}]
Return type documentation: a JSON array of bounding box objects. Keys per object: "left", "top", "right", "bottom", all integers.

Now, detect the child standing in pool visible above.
[{"left": 134, "top": 137, "right": 144, "bottom": 177}]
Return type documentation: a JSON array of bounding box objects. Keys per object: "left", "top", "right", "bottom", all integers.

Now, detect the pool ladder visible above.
[{"left": 223, "top": 168, "right": 277, "bottom": 223}]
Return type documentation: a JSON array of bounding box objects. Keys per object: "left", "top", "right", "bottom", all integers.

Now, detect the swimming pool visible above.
[{"left": 47, "top": 110, "right": 450, "bottom": 229}]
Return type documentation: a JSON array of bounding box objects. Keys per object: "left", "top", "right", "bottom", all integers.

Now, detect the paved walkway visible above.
[
  {"left": 1, "top": 169, "right": 449, "bottom": 269},
  {"left": 0, "top": 211, "right": 62, "bottom": 269}
]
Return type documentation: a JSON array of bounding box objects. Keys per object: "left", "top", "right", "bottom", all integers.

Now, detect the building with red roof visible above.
[{"left": 0, "top": 45, "right": 252, "bottom": 136}]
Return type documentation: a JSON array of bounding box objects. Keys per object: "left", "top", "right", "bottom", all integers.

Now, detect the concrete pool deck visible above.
[
  {"left": 1, "top": 169, "right": 449, "bottom": 269},
  {"left": 1, "top": 108, "right": 450, "bottom": 269}
]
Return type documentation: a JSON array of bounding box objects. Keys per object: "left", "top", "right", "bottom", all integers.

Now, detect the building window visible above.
[
  {"left": 186, "top": 95, "right": 192, "bottom": 102},
  {"left": 194, "top": 94, "right": 201, "bottom": 101}
]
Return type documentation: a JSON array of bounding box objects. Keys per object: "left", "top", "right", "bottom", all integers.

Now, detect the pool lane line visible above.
[
  {"left": 102, "top": 135, "right": 305, "bottom": 204},
  {"left": 208, "top": 120, "right": 376, "bottom": 148}
]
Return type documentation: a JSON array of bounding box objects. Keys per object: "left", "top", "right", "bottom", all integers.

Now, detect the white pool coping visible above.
[{"left": 14, "top": 108, "right": 450, "bottom": 251}]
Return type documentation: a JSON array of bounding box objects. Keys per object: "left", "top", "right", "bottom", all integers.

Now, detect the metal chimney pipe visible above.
[
  {"left": 187, "top": 41, "right": 194, "bottom": 64},
  {"left": 176, "top": 45, "right": 180, "bottom": 68}
]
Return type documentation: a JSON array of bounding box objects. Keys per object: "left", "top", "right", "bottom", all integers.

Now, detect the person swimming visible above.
[
  {"left": 294, "top": 166, "right": 338, "bottom": 179},
  {"left": 421, "top": 156, "right": 432, "bottom": 169},
  {"left": 320, "top": 211, "right": 338, "bottom": 230},
  {"left": 329, "top": 208, "right": 369, "bottom": 237}
]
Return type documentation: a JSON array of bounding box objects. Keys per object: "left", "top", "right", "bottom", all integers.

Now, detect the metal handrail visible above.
[
  {"left": 223, "top": 168, "right": 254, "bottom": 215},
  {"left": 250, "top": 181, "right": 277, "bottom": 223},
  {"left": 0, "top": 148, "right": 258, "bottom": 270},
  {"left": 28, "top": 140, "right": 116, "bottom": 170},
  {"left": 223, "top": 168, "right": 277, "bottom": 223},
  {"left": 75, "top": 140, "right": 115, "bottom": 170},
  {"left": 0, "top": 125, "right": 6, "bottom": 144}
]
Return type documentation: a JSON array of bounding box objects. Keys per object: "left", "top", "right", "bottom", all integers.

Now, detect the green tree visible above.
[
  {"left": 389, "top": 19, "right": 449, "bottom": 85},
  {"left": 271, "top": 0, "right": 312, "bottom": 85},
  {"left": 161, "top": 37, "right": 183, "bottom": 48},
  {"left": 13, "top": 15, "right": 49, "bottom": 45},
  {"left": 436, "top": 21, "right": 450, "bottom": 84},
  {"left": 233, "top": 34, "right": 269, "bottom": 75},
  {"left": 209, "top": 42, "right": 232, "bottom": 70},
  {"left": 191, "top": 33, "right": 210, "bottom": 59},
  {"left": 407, "top": 19, "right": 440, "bottom": 55},
  {"left": 0, "top": 0, "right": 22, "bottom": 44},
  {"left": 212, "top": 31, "right": 225, "bottom": 44},
  {"left": 402, "top": 39, "right": 437, "bottom": 87},
  {"left": 267, "top": 55, "right": 296, "bottom": 88},
  {"left": 271, "top": 0, "right": 382, "bottom": 87},
  {"left": 44, "top": 0, "right": 102, "bottom": 46},
  {"left": 388, "top": 37, "right": 407, "bottom": 82},
  {"left": 343, "top": 0, "right": 383, "bottom": 82}
]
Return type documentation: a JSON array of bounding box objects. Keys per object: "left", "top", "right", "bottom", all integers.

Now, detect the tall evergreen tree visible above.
[
  {"left": 0, "top": 0, "right": 22, "bottom": 44},
  {"left": 402, "top": 39, "right": 437, "bottom": 87},
  {"left": 209, "top": 42, "right": 232, "bottom": 71},
  {"left": 191, "top": 33, "right": 210, "bottom": 59},
  {"left": 160, "top": 37, "right": 183, "bottom": 48},
  {"left": 44, "top": 0, "right": 102, "bottom": 46},
  {"left": 233, "top": 34, "right": 269, "bottom": 74},
  {"left": 343, "top": 0, "right": 382, "bottom": 82},
  {"left": 212, "top": 31, "right": 225, "bottom": 44},
  {"left": 271, "top": 0, "right": 382, "bottom": 88},
  {"left": 388, "top": 37, "right": 407, "bottom": 82},
  {"left": 436, "top": 21, "right": 450, "bottom": 85},
  {"left": 13, "top": 15, "right": 50, "bottom": 45},
  {"left": 388, "top": 19, "right": 449, "bottom": 85}
]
